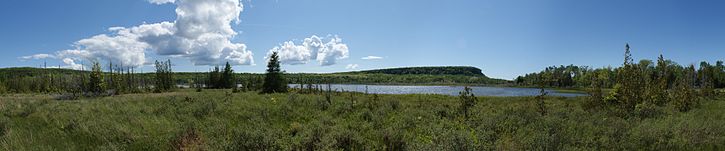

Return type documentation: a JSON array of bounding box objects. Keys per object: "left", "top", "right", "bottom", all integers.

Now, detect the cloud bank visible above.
[
  {"left": 25, "top": 0, "right": 254, "bottom": 68},
  {"left": 268, "top": 35, "right": 349, "bottom": 66}
]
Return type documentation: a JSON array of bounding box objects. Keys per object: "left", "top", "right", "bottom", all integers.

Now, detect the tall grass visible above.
[{"left": 0, "top": 90, "right": 723, "bottom": 150}]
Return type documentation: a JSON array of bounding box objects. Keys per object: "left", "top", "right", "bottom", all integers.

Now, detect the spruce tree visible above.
[
  {"left": 262, "top": 52, "right": 288, "bottom": 93},
  {"left": 222, "top": 62, "right": 235, "bottom": 89}
]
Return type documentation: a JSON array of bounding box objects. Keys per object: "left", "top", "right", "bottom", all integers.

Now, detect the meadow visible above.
[{"left": 1, "top": 89, "right": 723, "bottom": 150}]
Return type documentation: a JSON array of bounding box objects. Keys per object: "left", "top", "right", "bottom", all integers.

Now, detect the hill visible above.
[{"left": 345, "top": 66, "right": 486, "bottom": 77}]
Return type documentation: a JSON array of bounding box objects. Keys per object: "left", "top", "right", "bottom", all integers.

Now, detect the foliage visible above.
[
  {"left": 0, "top": 90, "right": 723, "bottom": 150},
  {"left": 205, "top": 62, "right": 236, "bottom": 89},
  {"left": 262, "top": 52, "right": 288, "bottom": 93},
  {"left": 672, "top": 65, "right": 698, "bottom": 112},
  {"left": 458, "top": 86, "right": 477, "bottom": 119},
  {"left": 89, "top": 61, "right": 105, "bottom": 93},
  {"left": 221, "top": 62, "right": 235, "bottom": 89},
  {"left": 154, "top": 59, "right": 174, "bottom": 92}
]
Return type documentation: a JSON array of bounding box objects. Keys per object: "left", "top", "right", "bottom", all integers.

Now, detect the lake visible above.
[{"left": 289, "top": 84, "right": 587, "bottom": 97}]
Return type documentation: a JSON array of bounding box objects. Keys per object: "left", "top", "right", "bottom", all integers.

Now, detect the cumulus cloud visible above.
[
  {"left": 22, "top": 0, "right": 254, "bottom": 68},
  {"left": 62, "top": 58, "right": 84, "bottom": 70},
  {"left": 361, "top": 56, "right": 383, "bottom": 60},
  {"left": 19, "top": 54, "right": 55, "bottom": 60},
  {"left": 346, "top": 64, "right": 359, "bottom": 69},
  {"left": 268, "top": 35, "right": 349, "bottom": 66}
]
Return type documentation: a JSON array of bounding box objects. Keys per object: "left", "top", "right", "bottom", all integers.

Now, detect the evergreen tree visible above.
[
  {"left": 262, "top": 52, "right": 288, "bottom": 93},
  {"left": 89, "top": 61, "right": 105, "bottom": 93},
  {"left": 155, "top": 59, "right": 174, "bottom": 92},
  {"left": 221, "top": 62, "right": 235, "bottom": 89},
  {"left": 673, "top": 65, "right": 697, "bottom": 112},
  {"left": 208, "top": 66, "right": 221, "bottom": 89},
  {"left": 612, "top": 43, "right": 646, "bottom": 112},
  {"left": 649, "top": 54, "right": 669, "bottom": 105}
]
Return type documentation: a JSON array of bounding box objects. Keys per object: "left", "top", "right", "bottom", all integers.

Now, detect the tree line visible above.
[
  {"left": 519, "top": 44, "right": 721, "bottom": 118},
  {"left": 515, "top": 52, "right": 725, "bottom": 90}
]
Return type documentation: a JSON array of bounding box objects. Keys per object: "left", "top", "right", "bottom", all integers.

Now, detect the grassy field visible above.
[{"left": 1, "top": 90, "right": 724, "bottom": 150}]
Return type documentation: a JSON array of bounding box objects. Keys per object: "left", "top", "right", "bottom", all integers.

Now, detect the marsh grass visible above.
[{"left": 0, "top": 89, "right": 723, "bottom": 150}]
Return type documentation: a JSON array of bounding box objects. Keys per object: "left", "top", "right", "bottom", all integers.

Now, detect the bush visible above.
[
  {"left": 458, "top": 86, "right": 477, "bottom": 118},
  {"left": 634, "top": 102, "right": 660, "bottom": 118},
  {"left": 228, "top": 129, "right": 280, "bottom": 150},
  {"left": 383, "top": 130, "right": 406, "bottom": 151},
  {"left": 171, "top": 128, "right": 204, "bottom": 151},
  {"left": 388, "top": 100, "right": 401, "bottom": 111}
]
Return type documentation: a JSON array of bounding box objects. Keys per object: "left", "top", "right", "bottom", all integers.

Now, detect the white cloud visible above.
[
  {"left": 346, "top": 64, "right": 359, "bottom": 69},
  {"left": 19, "top": 54, "right": 55, "bottom": 60},
  {"left": 148, "top": 0, "right": 175, "bottom": 5},
  {"left": 22, "top": 0, "right": 254, "bottom": 68},
  {"left": 361, "top": 56, "right": 383, "bottom": 60},
  {"left": 268, "top": 35, "right": 349, "bottom": 66},
  {"left": 62, "top": 58, "right": 83, "bottom": 70}
]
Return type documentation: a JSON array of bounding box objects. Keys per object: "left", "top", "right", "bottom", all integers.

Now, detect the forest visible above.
[{"left": 515, "top": 55, "right": 725, "bottom": 89}]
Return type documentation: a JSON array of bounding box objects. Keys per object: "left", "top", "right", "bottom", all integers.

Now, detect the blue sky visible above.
[{"left": 1, "top": 0, "right": 724, "bottom": 79}]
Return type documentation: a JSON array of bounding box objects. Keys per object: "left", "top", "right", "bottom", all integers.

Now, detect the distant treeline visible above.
[
  {"left": 515, "top": 57, "right": 725, "bottom": 89},
  {"left": 0, "top": 65, "right": 505, "bottom": 94},
  {"left": 344, "top": 66, "right": 486, "bottom": 77}
]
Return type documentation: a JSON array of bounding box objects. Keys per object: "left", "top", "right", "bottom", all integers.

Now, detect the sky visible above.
[{"left": 1, "top": 0, "right": 725, "bottom": 79}]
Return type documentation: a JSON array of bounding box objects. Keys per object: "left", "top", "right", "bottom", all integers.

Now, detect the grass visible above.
[{"left": 0, "top": 89, "right": 724, "bottom": 150}]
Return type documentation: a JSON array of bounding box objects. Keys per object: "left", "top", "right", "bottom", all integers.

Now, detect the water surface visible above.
[{"left": 290, "top": 84, "right": 586, "bottom": 97}]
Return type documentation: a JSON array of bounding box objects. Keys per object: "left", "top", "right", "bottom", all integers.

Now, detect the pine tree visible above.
[{"left": 262, "top": 52, "right": 288, "bottom": 93}]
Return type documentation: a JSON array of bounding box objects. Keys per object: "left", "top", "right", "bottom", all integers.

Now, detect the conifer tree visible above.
[
  {"left": 221, "top": 62, "right": 235, "bottom": 89},
  {"left": 262, "top": 52, "right": 288, "bottom": 93}
]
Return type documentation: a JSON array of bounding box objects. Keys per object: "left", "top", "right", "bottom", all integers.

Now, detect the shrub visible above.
[
  {"left": 634, "top": 101, "right": 660, "bottom": 118},
  {"left": 171, "top": 127, "right": 204, "bottom": 151},
  {"left": 316, "top": 97, "right": 330, "bottom": 111},
  {"left": 333, "top": 129, "right": 363, "bottom": 150},
  {"left": 534, "top": 88, "right": 547, "bottom": 116},
  {"left": 458, "top": 86, "right": 477, "bottom": 119},
  {"left": 388, "top": 100, "right": 401, "bottom": 111},
  {"left": 383, "top": 130, "right": 406, "bottom": 151},
  {"left": 228, "top": 129, "right": 279, "bottom": 150}
]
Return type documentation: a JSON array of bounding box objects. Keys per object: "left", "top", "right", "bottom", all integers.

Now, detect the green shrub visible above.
[
  {"left": 171, "top": 127, "right": 205, "bottom": 151},
  {"left": 383, "top": 130, "right": 406, "bottom": 151},
  {"left": 634, "top": 102, "right": 660, "bottom": 118},
  {"left": 228, "top": 129, "right": 280, "bottom": 150},
  {"left": 458, "top": 86, "right": 477, "bottom": 118}
]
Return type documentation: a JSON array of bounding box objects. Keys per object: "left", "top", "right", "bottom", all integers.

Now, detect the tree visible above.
[
  {"left": 648, "top": 54, "right": 669, "bottom": 106},
  {"left": 262, "top": 52, "right": 288, "bottom": 93},
  {"left": 208, "top": 66, "right": 221, "bottom": 89},
  {"left": 673, "top": 65, "right": 697, "bottom": 112},
  {"left": 612, "top": 43, "right": 646, "bottom": 112},
  {"left": 155, "top": 59, "right": 174, "bottom": 92},
  {"left": 221, "top": 62, "right": 235, "bottom": 89},
  {"left": 89, "top": 61, "right": 105, "bottom": 93}
]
